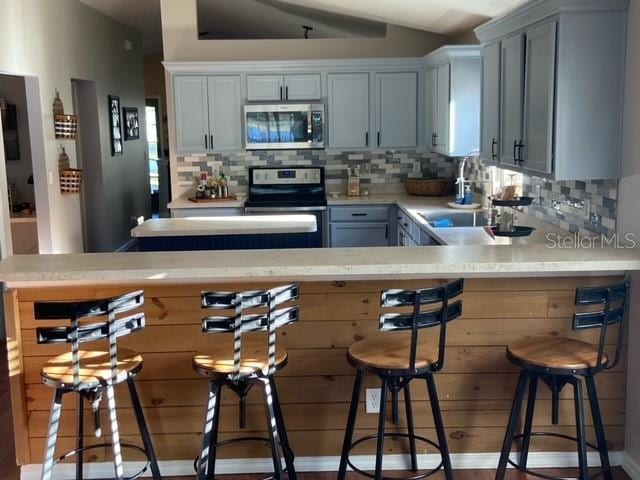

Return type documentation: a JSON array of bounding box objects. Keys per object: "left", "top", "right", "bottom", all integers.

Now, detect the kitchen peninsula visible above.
[{"left": 1, "top": 245, "right": 638, "bottom": 477}]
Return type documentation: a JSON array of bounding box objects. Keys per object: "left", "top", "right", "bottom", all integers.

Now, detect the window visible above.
[{"left": 145, "top": 105, "right": 159, "bottom": 194}]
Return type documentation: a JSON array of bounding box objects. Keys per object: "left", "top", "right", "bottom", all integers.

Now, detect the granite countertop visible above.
[
  {"left": 0, "top": 245, "right": 637, "bottom": 287},
  {"left": 131, "top": 215, "right": 317, "bottom": 237},
  {"left": 167, "top": 196, "right": 246, "bottom": 209}
]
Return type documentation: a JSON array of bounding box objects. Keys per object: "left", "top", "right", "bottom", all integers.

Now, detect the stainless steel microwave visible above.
[{"left": 244, "top": 103, "right": 325, "bottom": 150}]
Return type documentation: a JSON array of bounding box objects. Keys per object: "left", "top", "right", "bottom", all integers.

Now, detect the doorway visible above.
[
  {"left": 0, "top": 74, "right": 39, "bottom": 254},
  {"left": 145, "top": 97, "right": 169, "bottom": 217},
  {"left": 71, "top": 79, "right": 102, "bottom": 252}
]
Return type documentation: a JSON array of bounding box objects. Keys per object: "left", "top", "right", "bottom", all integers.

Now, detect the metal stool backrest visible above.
[
  {"left": 201, "top": 284, "right": 299, "bottom": 381},
  {"left": 34, "top": 291, "right": 145, "bottom": 389},
  {"left": 380, "top": 279, "right": 464, "bottom": 372},
  {"left": 574, "top": 276, "right": 630, "bottom": 372}
]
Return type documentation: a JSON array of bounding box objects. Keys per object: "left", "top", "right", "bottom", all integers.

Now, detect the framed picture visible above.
[
  {"left": 123, "top": 107, "right": 140, "bottom": 140},
  {"left": 108, "top": 95, "right": 123, "bottom": 156}
]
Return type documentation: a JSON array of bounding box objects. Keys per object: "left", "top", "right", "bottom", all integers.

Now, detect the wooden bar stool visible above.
[
  {"left": 338, "top": 279, "right": 464, "bottom": 480},
  {"left": 193, "top": 284, "right": 300, "bottom": 480},
  {"left": 495, "top": 277, "right": 630, "bottom": 480},
  {"left": 34, "top": 291, "right": 161, "bottom": 480}
]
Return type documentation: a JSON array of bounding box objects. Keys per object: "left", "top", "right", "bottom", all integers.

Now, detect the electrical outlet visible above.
[
  {"left": 413, "top": 161, "right": 421, "bottom": 174},
  {"left": 366, "top": 388, "right": 381, "bottom": 413}
]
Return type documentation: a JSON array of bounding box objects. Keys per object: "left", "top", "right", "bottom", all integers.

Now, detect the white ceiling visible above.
[{"left": 80, "top": 0, "right": 527, "bottom": 54}]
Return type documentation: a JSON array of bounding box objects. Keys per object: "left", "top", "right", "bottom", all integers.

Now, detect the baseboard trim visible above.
[
  {"left": 622, "top": 451, "right": 640, "bottom": 479},
  {"left": 20, "top": 451, "right": 623, "bottom": 479}
]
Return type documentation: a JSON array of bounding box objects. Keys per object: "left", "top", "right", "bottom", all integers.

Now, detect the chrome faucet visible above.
[{"left": 455, "top": 151, "right": 479, "bottom": 203}]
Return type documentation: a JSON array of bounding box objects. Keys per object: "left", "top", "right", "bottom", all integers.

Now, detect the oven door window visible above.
[{"left": 246, "top": 112, "right": 309, "bottom": 145}]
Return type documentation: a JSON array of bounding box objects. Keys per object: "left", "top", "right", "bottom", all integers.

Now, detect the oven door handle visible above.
[{"left": 244, "top": 206, "right": 327, "bottom": 213}]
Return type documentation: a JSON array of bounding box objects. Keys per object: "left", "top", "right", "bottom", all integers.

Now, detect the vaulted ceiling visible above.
[{"left": 80, "top": 0, "right": 527, "bottom": 54}]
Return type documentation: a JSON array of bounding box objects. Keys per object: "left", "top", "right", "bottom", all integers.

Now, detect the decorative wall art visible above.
[
  {"left": 123, "top": 107, "right": 140, "bottom": 140},
  {"left": 108, "top": 95, "right": 123, "bottom": 156}
]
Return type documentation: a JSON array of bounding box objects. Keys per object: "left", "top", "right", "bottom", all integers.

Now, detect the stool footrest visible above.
[
  {"left": 346, "top": 432, "right": 444, "bottom": 480},
  {"left": 508, "top": 432, "right": 610, "bottom": 480},
  {"left": 193, "top": 436, "right": 295, "bottom": 480},
  {"left": 54, "top": 443, "right": 150, "bottom": 480}
]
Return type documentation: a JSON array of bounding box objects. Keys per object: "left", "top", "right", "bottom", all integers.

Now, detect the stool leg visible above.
[
  {"left": 573, "top": 378, "right": 588, "bottom": 480},
  {"left": 404, "top": 383, "right": 418, "bottom": 472},
  {"left": 105, "top": 384, "right": 124, "bottom": 480},
  {"left": 76, "top": 393, "right": 84, "bottom": 480},
  {"left": 41, "top": 389, "right": 64, "bottom": 480},
  {"left": 518, "top": 374, "right": 538, "bottom": 470},
  {"left": 270, "top": 377, "right": 297, "bottom": 480},
  {"left": 263, "top": 378, "right": 285, "bottom": 480},
  {"left": 392, "top": 389, "right": 399, "bottom": 425},
  {"left": 338, "top": 370, "right": 364, "bottom": 480},
  {"left": 495, "top": 370, "right": 529, "bottom": 480},
  {"left": 196, "top": 381, "right": 222, "bottom": 480},
  {"left": 426, "top": 375, "right": 453, "bottom": 480},
  {"left": 586, "top": 375, "right": 613, "bottom": 480},
  {"left": 374, "top": 379, "right": 389, "bottom": 480},
  {"left": 127, "top": 377, "right": 162, "bottom": 480}
]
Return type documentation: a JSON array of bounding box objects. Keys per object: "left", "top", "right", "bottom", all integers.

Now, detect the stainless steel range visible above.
[{"left": 244, "top": 166, "right": 327, "bottom": 247}]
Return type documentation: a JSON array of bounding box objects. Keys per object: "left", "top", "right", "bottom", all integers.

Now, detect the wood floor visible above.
[{"left": 0, "top": 341, "right": 630, "bottom": 480}]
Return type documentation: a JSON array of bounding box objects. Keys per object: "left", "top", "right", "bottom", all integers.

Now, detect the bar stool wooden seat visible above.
[
  {"left": 35, "top": 291, "right": 161, "bottom": 480},
  {"left": 338, "top": 279, "right": 464, "bottom": 480},
  {"left": 194, "top": 284, "right": 300, "bottom": 480},
  {"left": 495, "top": 277, "right": 630, "bottom": 480}
]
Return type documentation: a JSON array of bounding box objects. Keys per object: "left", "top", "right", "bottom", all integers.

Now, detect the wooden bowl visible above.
[{"left": 404, "top": 178, "right": 454, "bottom": 196}]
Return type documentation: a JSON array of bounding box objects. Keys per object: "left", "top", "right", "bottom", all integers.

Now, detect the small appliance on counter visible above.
[{"left": 491, "top": 195, "right": 535, "bottom": 237}]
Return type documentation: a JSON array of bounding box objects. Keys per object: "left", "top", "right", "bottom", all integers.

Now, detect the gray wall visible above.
[
  {"left": 0, "top": 75, "right": 35, "bottom": 207},
  {"left": 617, "top": 0, "right": 640, "bottom": 474}
]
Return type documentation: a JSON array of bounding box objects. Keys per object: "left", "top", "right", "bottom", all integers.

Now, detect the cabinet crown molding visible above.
[
  {"left": 474, "top": 0, "right": 629, "bottom": 44},
  {"left": 163, "top": 57, "right": 425, "bottom": 75},
  {"left": 423, "top": 45, "right": 481, "bottom": 68}
]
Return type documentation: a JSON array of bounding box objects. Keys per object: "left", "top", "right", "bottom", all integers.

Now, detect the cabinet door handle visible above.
[
  {"left": 433, "top": 133, "right": 438, "bottom": 147},
  {"left": 365, "top": 132, "right": 369, "bottom": 146},
  {"left": 210, "top": 134, "right": 214, "bottom": 149},
  {"left": 351, "top": 213, "right": 367, "bottom": 217},
  {"left": 377, "top": 132, "right": 381, "bottom": 146},
  {"left": 491, "top": 138, "right": 498, "bottom": 159},
  {"left": 204, "top": 134, "right": 208, "bottom": 149},
  {"left": 518, "top": 141, "right": 525, "bottom": 163},
  {"left": 285, "top": 86, "right": 289, "bottom": 100},
  {"left": 513, "top": 140, "right": 518, "bottom": 164},
  {"left": 385, "top": 224, "right": 389, "bottom": 239},
  {"left": 280, "top": 86, "right": 283, "bottom": 100}
]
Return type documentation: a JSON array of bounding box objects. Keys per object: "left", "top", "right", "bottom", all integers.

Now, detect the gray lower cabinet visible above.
[
  {"left": 329, "top": 205, "right": 390, "bottom": 247},
  {"left": 330, "top": 223, "right": 389, "bottom": 248}
]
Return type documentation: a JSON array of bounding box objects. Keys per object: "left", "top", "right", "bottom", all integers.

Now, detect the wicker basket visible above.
[
  {"left": 405, "top": 178, "right": 454, "bottom": 196},
  {"left": 54, "top": 114, "right": 78, "bottom": 139},
  {"left": 60, "top": 169, "right": 83, "bottom": 194}
]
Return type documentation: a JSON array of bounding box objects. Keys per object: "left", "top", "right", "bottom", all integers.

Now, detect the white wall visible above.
[
  {"left": 618, "top": 0, "right": 640, "bottom": 475},
  {"left": 0, "top": 0, "right": 150, "bottom": 253}
]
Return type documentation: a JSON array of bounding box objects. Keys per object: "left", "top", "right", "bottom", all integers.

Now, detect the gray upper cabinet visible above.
[
  {"left": 434, "top": 64, "right": 450, "bottom": 155},
  {"left": 174, "top": 76, "right": 209, "bottom": 153},
  {"left": 374, "top": 72, "right": 417, "bottom": 148},
  {"left": 499, "top": 33, "right": 525, "bottom": 166},
  {"left": 207, "top": 76, "right": 242, "bottom": 151},
  {"left": 521, "top": 21, "right": 556, "bottom": 175},
  {"left": 475, "top": 0, "right": 628, "bottom": 180},
  {"left": 425, "top": 46, "right": 481, "bottom": 157},
  {"left": 246, "top": 73, "right": 321, "bottom": 101},
  {"left": 174, "top": 75, "right": 242, "bottom": 154},
  {"left": 246, "top": 75, "right": 283, "bottom": 101},
  {"left": 328, "top": 73, "right": 370, "bottom": 149},
  {"left": 284, "top": 74, "right": 322, "bottom": 100},
  {"left": 480, "top": 42, "right": 501, "bottom": 163}
]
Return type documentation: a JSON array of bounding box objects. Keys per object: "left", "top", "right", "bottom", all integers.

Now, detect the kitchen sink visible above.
[{"left": 420, "top": 211, "right": 489, "bottom": 228}]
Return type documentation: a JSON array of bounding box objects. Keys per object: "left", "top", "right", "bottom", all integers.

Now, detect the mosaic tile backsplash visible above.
[
  {"left": 175, "top": 150, "right": 618, "bottom": 237},
  {"left": 177, "top": 149, "right": 458, "bottom": 191},
  {"left": 465, "top": 156, "right": 618, "bottom": 237}
]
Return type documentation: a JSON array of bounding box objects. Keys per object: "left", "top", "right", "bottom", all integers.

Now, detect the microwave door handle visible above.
[{"left": 307, "top": 110, "right": 313, "bottom": 143}]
